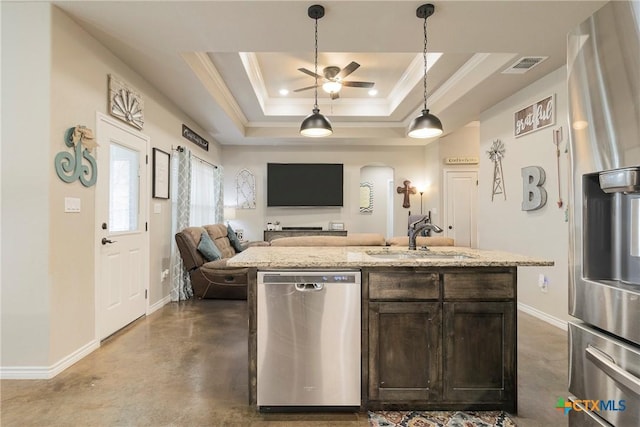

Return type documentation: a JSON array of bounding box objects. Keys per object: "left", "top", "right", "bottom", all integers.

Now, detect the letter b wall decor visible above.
[{"left": 521, "top": 166, "right": 547, "bottom": 211}]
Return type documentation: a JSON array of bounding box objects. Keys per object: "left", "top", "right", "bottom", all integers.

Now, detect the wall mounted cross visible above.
[{"left": 396, "top": 180, "right": 416, "bottom": 208}]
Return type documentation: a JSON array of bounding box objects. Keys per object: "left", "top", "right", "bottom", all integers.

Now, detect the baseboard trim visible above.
[
  {"left": 0, "top": 339, "right": 99, "bottom": 379},
  {"left": 148, "top": 294, "right": 171, "bottom": 315},
  {"left": 517, "top": 302, "right": 568, "bottom": 331}
]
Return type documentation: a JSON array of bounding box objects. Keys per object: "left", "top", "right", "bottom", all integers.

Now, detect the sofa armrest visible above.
[
  {"left": 241, "top": 240, "right": 270, "bottom": 250},
  {"left": 175, "top": 230, "right": 206, "bottom": 271}
]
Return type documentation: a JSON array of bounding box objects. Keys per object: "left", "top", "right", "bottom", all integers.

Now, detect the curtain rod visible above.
[{"left": 172, "top": 146, "right": 218, "bottom": 169}]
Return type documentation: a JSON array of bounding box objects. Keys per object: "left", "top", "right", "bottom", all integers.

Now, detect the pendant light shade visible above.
[
  {"left": 408, "top": 109, "right": 443, "bottom": 138},
  {"left": 408, "top": 4, "right": 443, "bottom": 139},
  {"left": 300, "top": 5, "right": 333, "bottom": 137},
  {"left": 300, "top": 108, "right": 333, "bottom": 137}
]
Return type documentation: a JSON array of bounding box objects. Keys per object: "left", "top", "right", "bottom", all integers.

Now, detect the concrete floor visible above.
[{"left": 1, "top": 300, "right": 568, "bottom": 427}]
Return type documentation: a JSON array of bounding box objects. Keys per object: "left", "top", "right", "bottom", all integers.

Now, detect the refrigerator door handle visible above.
[{"left": 586, "top": 345, "right": 640, "bottom": 394}]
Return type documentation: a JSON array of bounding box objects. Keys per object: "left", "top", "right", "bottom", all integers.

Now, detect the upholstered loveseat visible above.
[{"left": 175, "top": 224, "right": 267, "bottom": 299}]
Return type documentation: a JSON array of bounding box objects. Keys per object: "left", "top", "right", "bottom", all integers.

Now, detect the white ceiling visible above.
[{"left": 55, "top": 0, "right": 607, "bottom": 146}]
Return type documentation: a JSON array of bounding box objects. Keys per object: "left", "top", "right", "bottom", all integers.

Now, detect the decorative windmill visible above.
[{"left": 487, "top": 139, "right": 506, "bottom": 201}]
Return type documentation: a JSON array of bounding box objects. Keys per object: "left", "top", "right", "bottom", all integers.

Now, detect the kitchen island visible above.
[{"left": 228, "top": 246, "right": 553, "bottom": 413}]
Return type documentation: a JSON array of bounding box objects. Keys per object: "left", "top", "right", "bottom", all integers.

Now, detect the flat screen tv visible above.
[{"left": 267, "top": 163, "right": 343, "bottom": 207}]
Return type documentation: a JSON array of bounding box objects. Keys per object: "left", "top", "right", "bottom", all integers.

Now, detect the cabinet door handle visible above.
[{"left": 295, "top": 283, "right": 324, "bottom": 292}]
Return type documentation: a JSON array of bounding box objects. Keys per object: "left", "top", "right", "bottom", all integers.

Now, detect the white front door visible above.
[
  {"left": 443, "top": 169, "right": 478, "bottom": 248},
  {"left": 96, "top": 113, "right": 149, "bottom": 340}
]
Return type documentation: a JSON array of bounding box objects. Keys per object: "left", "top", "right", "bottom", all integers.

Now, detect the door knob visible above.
[
  {"left": 448, "top": 226, "right": 453, "bottom": 230},
  {"left": 101, "top": 238, "right": 116, "bottom": 245}
]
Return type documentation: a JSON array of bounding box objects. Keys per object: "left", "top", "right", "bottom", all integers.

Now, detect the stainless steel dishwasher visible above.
[{"left": 257, "top": 270, "right": 361, "bottom": 411}]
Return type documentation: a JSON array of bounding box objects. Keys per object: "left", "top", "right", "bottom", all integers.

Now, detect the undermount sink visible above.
[{"left": 365, "top": 250, "right": 473, "bottom": 260}]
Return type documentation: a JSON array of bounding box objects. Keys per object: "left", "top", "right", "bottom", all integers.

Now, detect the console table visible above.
[{"left": 263, "top": 229, "right": 347, "bottom": 242}]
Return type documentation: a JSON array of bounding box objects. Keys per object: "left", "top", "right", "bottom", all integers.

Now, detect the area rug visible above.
[{"left": 368, "top": 410, "right": 516, "bottom": 427}]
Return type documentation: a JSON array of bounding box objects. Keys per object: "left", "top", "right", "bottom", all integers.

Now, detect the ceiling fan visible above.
[{"left": 294, "top": 61, "right": 375, "bottom": 100}]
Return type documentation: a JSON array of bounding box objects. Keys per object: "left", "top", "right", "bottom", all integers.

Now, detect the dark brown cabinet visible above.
[
  {"left": 364, "top": 267, "right": 517, "bottom": 411},
  {"left": 368, "top": 301, "right": 441, "bottom": 402},
  {"left": 443, "top": 301, "right": 515, "bottom": 411}
]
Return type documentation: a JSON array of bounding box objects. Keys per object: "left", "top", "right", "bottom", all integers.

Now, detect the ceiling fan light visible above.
[
  {"left": 322, "top": 80, "right": 342, "bottom": 94},
  {"left": 300, "top": 108, "right": 333, "bottom": 137},
  {"left": 407, "top": 109, "right": 443, "bottom": 138}
]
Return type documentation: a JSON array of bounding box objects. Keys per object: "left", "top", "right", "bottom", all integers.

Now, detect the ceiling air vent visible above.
[{"left": 502, "top": 56, "right": 548, "bottom": 74}]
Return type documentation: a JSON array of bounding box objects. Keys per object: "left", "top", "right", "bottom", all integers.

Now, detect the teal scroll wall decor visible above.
[{"left": 54, "top": 126, "right": 98, "bottom": 187}]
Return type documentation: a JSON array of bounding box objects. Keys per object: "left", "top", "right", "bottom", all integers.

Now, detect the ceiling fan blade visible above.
[
  {"left": 342, "top": 81, "right": 375, "bottom": 88},
  {"left": 330, "top": 92, "right": 340, "bottom": 100},
  {"left": 298, "top": 68, "right": 323, "bottom": 79},
  {"left": 293, "top": 85, "right": 319, "bottom": 92},
  {"left": 337, "top": 62, "right": 360, "bottom": 79}
]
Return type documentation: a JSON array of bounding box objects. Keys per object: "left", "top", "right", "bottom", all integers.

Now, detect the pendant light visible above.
[
  {"left": 407, "top": 4, "right": 443, "bottom": 139},
  {"left": 300, "top": 4, "right": 333, "bottom": 137}
]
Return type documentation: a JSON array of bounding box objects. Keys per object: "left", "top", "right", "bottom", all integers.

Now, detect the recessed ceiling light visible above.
[
  {"left": 279, "top": 89, "right": 289, "bottom": 96},
  {"left": 368, "top": 89, "right": 378, "bottom": 96}
]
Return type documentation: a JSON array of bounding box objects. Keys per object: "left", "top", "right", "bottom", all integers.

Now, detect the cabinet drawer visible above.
[
  {"left": 369, "top": 272, "right": 439, "bottom": 300},
  {"left": 443, "top": 272, "right": 514, "bottom": 299}
]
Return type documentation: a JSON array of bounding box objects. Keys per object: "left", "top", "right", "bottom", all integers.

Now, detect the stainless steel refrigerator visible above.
[{"left": 567, "top": 1, "right": 640, "bottom": 426}]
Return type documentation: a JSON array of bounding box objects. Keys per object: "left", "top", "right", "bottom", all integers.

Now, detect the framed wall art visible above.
[
  {"left": 152, "top": 148, "right": 170, "bottom": 199},
  {"left": 236, "top": 169, "right": 256, "bottom": 209},
  {"left": 514, "top": 94, "right": 555, "bottom": 137},
  {"left": 360, "top": 182, "right": 373, "bottom": 213}
]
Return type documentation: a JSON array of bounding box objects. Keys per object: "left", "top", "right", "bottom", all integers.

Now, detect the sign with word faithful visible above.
[
  {"left": 514, "top": 94, "right": 555, "bottom": 137},
  {"left": 444, "top": 156, "right": 479, "bottom": 165},
  {"left": 182, "top": 124, "right": 209, "bottom": 151}
]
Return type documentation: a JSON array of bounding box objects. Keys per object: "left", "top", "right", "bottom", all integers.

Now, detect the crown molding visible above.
[
  {"left": 404, "top": 52, "right": 519, "bottom": 126},
  {"left": 181, "top": 52, "right": 248, "bottom": 134},
  {"left": 238, "top": 51, "right": 442, "bottom": 117}
]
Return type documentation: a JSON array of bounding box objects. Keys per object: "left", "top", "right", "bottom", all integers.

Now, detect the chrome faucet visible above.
[{"left": 408, "top": 216, "right": 443, "bottom": 250}]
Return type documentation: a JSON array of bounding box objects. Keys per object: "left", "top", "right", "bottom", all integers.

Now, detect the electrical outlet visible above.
[
  {"left": 161, "top": 269, "right": 170, "bottom": 281},
  {"left": 538, "top": 274, "right": 548, "bottom": 293}
]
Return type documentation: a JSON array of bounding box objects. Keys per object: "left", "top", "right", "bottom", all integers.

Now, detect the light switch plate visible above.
[
  {"left": 154, "top": 203, "right": 161, "bottom": 214},
  {"left": 64, "top": 197, "right": 81, "bottom": 213}
]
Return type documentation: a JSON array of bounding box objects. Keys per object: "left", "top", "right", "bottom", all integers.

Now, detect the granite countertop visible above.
[{"left": 226, "top": 246, "right": 554, "bottom": 268}]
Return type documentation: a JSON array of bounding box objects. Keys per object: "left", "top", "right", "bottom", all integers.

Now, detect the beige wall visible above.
[
  {"left": 1, "top": 1, "right": 52, "bottom": 368},
  {"left": 434, "top": 123, "right": 481, "bottom": 225},
  {"left": 221, "top": 128, "right": 480, "bottom": 243},
  {"left": 478, "top": 67, "right": 570, "bottom": 323},
  {"left": 221, "top": 145, "right": 430, "bottom": 241},
  {"left": 2, "top": 2, "right": 568, "bottom": 376},
  {"left": 2, "top": 3, "right": 222, "bottom": 373}
]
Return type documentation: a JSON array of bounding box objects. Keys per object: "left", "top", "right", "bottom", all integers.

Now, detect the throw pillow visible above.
[
  {"left": 197, "top": 231, "right": 222, "bottom": 262},
  {"left": 227, "top": 224, "right": 244, "bottom": 253}
]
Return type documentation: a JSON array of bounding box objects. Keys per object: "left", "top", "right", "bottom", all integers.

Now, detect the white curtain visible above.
[{"left": 189, "top": 158, "right": 217, "bottom": 226}]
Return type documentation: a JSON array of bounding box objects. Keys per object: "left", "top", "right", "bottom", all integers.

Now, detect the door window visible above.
[{"left": 109, "top": 143, "right": 140, "bottom": 233}]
